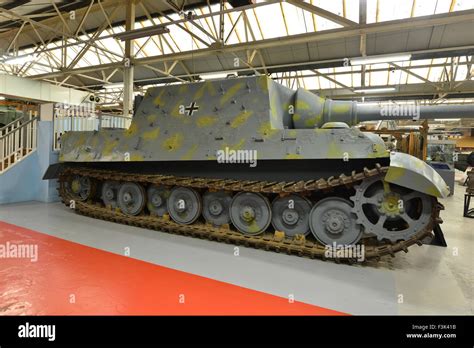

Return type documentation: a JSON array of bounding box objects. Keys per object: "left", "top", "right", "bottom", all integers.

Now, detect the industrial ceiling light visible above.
[
  {"left": 354, "top": 87, "right": 397, "bottom": 93},
  {"left": 350, "top": 54, "right": 412, "bottom": 66},
  {"left": 113, "top": 26, "right": 170, "bottom": 41},
  {"left": 3, "top": 54, "right": 36, "bottom": 65},
  {"left": 103, "top": 82, "right": 124, "bottom": 89},
  {"left": 200, "top": 72, "right": 237, "bottom": 80},
  {"left": 434, "top": 118, "right": 461, "bottom": 122}
]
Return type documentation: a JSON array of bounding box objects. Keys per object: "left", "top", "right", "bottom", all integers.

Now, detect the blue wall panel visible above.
[{"left": 0, "top": 121, "right": 59, "bottom": 204}]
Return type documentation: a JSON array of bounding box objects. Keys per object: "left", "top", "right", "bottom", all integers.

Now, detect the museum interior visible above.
[{"left": 0, "top": 0, "right": 473, "bottom": 324}]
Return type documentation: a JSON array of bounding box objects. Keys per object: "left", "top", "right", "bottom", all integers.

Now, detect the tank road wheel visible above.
[
  {"left": 230, "top": 192, "right": 272, "bottom": 235},
  {"left": 350, "top": 176, "right": 433, "bottom": 242},
  {"left": 271, "top": 194, "right": 312, "bottom": 236},
  {"left": 309, "top": 197, "right": 362, "bottom": 246},
  {"left": 167, "top": 187, "right": 202, "bottom": 225},
  {"left": 147, "top": 185, "right": 170, "bottom": 217},
  {"left": 203, "top": 191, "right": 232, "bottom": 226},
  {"left": 101, "top": 181, "right": 120, "bottom": 208},
  {"left": 117, "top": 182, "right": 146, "bottom": 216},
  {"left": 67, "top": 175, "right": 93, "bottom": 201}
]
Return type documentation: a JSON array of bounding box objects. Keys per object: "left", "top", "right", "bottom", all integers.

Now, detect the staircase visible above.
[{"left": 0, "top": 112, "right": 38, "bottom": 173}]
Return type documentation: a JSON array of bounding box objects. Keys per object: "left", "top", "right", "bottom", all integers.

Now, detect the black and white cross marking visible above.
[{"left": 184, "top": 101, "right": 199, "bottom": 116}]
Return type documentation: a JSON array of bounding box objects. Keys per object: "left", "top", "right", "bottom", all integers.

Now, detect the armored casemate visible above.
[{"left": 45, "top": 75, "right": 473, "bottom": 261}]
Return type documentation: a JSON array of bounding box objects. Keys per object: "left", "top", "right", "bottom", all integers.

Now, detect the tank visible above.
[
  {"left": 44, "top": 75, "right": 472, "bottom": 262},
  {"left": 0, "top": 105, "right": 23, "bottom": 128}
]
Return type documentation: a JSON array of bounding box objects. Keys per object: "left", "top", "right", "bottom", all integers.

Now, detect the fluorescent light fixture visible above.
[
  {"left": 3, "top": 54, "right": 36, "bottom": 65},
  {"left": 0, "top": 96, "right": 5, "bottom": 100},
  {"left": 101, "top": 103, "right": 120, "bottom": 107},
  {"left": 354, "top": 87, "right": 396, "bottom": 93},
  {"left": 434, "top": 118, "right": 461, "bottom": 122},
  {"left": 103, "top": 83, "right": 124, "bottom": 89},
  {"left": 350, "top": 54, "right": 411, "bottom": 66},
  {"left": 200, "top": 72, "right": 236, "bottom": 80},
  {"left": 113, "top": 26, "right": 170, "bottom": 41}
]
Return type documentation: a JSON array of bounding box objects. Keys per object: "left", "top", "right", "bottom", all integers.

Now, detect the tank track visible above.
[{"left": 57, "top": 164, "right": 444, "bottom": 263}]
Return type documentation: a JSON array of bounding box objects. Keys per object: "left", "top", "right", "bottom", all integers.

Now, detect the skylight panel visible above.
[
  {"left": 369, "top": 70, "right": 388, "bottom": 86},
  {"left": 336, "top": 72, "right": 352, "bottom": 87},
  {"left": 301, "top": 76, "right": 319, "bottom": 90},
  {"left": 245, "top": 9, "right": 264, "bottom": 40},
  {"left": 377, "top": 0, "right": 412, "bottom": 22},
  {"left": 351, "top": 73, "right": 362, "bottom": 87},
  {"left": 455, "top": 65, "right": 468, "bottom": 81},
  {"left": 412, "top": 0, "right": 437, "bottom": 17},
  {"left": 280, "top": 2, "right": 307, "bottom": 36},
  {"left": 366, "top": 0, "right": 378, "bottom": 23},
  {"left": 428, "top": 66, "right": 443, "bottom": 81},
  {"left": 452, "top": 0, "right": 474, "bottom": 11},
  {"left": 410, "top": 59, "right": 432, "bottom": 66},
  {"left": 433, "top": 0, "right": 451, "bottom": 14},
  {"left": 318, "top": 75, "right": 331, "bottom": 89},
  {"left": 82, "top": 51, "right": 101, "bottom": 65},
  {"left": 253, "top": 3, "right": 286, "bottom": 39},
  {"left": 407, "top": 67, "right": 430, "bottom": 83}
]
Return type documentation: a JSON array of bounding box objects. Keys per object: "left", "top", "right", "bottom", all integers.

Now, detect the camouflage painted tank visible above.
[{"left": 46, "top": 75, "right": 471, "bottom": 261}]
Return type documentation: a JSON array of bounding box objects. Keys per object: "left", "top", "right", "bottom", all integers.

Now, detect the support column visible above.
[
  {"left": 123, "top": 0, "right": 135, "bottom": 118},
  {"left": 359, "top": 0, "right": 367, "bottom": 89}
]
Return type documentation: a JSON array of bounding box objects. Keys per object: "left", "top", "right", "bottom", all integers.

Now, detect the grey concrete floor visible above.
[{"left": 0, "top": 183, "right": 472, "bottom": 315}]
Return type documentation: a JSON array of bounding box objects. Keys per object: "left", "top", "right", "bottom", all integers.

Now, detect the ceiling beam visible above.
[
  {"left": 286, "top": 0, "right": 357, "bottom": 27},
  {"left": 30, "top": 9, "right": 474, "bottom": 81}
]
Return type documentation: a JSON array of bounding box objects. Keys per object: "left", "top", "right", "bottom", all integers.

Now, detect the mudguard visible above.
[
  {"left": 385, "top": 152, "right": 449, "bottom": 198},
  {"left": 42, "top": 163, "right": 65, "bottom": 180}
]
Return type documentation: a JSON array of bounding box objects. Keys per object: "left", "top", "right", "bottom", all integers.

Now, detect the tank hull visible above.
[{"left": 45, "top": 158, "right": 390, "bottom": 181}]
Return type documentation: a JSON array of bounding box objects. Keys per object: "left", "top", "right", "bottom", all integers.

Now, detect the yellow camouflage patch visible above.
[
  {"left": 220, "top": 82, "right": 243, "bottom": 105},
  {"left": 230, "top": 111, "right": 252, "bottom": 128},
  {"left": 196, "top": 116, "right": 218, "bottom": 128},
  {"left": 142, "top": 127, "right": 161, "bottom": 141},
  {"left": 162, "top": 133, "right": 184, "bottom": 151}
]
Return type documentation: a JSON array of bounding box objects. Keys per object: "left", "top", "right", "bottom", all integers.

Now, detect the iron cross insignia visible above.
[{"left": 184, "top": 101, "right": 199, "bottom": 116}]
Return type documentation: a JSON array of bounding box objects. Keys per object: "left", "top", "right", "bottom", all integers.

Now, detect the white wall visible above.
[{"left": 0, "top": 74, "right": 89, "bottom": 105}]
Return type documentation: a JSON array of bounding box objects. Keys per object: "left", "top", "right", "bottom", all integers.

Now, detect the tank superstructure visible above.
[{"left": 45, "top": 75, "right": 473, "bottom": 262}]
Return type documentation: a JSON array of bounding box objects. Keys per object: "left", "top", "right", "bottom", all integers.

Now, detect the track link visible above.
[{"left": 58, "top": 165, "right": 443, "bottom": 263}]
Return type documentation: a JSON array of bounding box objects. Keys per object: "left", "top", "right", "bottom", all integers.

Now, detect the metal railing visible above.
[
  {"left": 0, "top": 115, "right": 24, "bottom": 137},
  {"left": 53, "top": 104, "right": 132, "bottom": 151},
  {"left": 0, "top": 111, "right": 38, "bottom": 173},
  {"left": 98, "top": 113, "right": 132, "bottom": 130}
]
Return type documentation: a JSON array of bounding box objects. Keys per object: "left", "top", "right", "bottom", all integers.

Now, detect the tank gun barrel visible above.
[
  {"left": 291, "top": 87, "right": 474, "bottom": 128},
  {"left": 355, "top": 103, "right": 474, "bottom": 123}
]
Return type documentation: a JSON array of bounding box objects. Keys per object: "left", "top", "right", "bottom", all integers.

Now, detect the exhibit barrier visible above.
[{"left": 0, "top": 110, "right": 38, "bottom": 173}]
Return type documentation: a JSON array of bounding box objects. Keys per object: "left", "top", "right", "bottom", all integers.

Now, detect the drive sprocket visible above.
[{"left": 350, "top": 176, "right": 434, "bottom": 242}]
